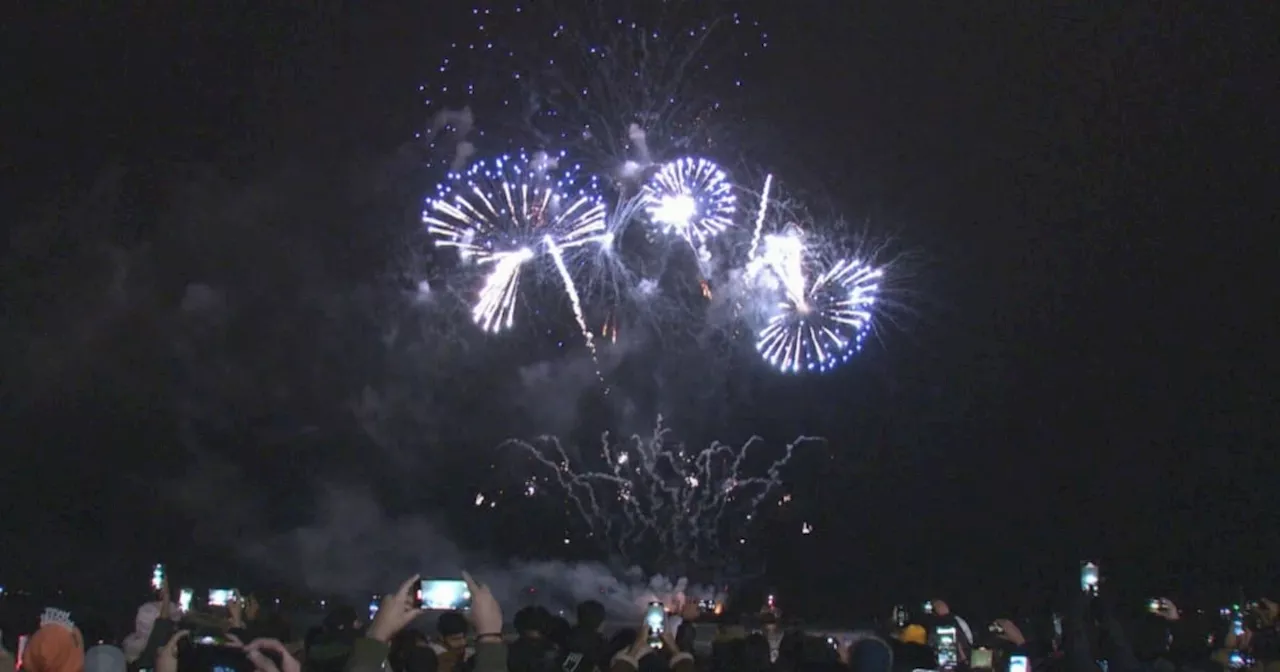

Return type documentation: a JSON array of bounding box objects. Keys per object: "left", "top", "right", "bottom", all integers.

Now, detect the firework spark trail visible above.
[
  {"left": 502, "top": 418, "right": 818, "bottom": 571},
  {"left": 746, "top": 174, "right": 773, "bottom": 262},
  {"left": 545, "top": 235, "right": 608, "bottom": 387},
  {"left": 472, "top": 248, "right": 535, "bottom": 332}
]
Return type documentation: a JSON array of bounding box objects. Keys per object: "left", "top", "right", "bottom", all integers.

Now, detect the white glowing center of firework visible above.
[
  {"left": 651, "top": 194, "right": 698, "bottom": 229},
  {"left": 641, "top": 157, "right": 736, "bottom": 245}
]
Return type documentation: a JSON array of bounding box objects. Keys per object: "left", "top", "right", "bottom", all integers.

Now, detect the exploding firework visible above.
[
  {"left": 423, "top": 151, "right": 608, "bottom": 335},
  {"left": 751, "top": 229, "right": 883, "bottom": 373},
  {"left": 642, "top": 157, "right": 737, "bottom": 247},
  {"left": 492, "top": 417, "right": 819, "bottom": 574}
]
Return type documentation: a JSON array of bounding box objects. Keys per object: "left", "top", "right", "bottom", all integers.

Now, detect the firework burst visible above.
[
  {"left": 642, "top": 157, "right": 737, "bottom": 247},
  {"left": 490, "top": 417, "right": 819, "bottom": 574},
  {"left": 752, "top": 229, "right": 883, "bottom": 373},
  {"left": 423, "top": 151, "right": 608, "bottom": 334}
]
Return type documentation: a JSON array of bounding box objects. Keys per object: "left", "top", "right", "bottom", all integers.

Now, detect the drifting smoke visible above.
[{"left": 242, "top": 485, "right": 720, "bottom": 617}]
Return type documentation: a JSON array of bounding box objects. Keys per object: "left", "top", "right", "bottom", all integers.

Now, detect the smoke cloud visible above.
[{"left": 242, "top": 484, "right": 719, "bottom": 618}]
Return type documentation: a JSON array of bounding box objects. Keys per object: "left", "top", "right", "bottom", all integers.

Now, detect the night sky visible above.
[{"left": 2, "top": 3, "right": 1276, "bottom": 623}]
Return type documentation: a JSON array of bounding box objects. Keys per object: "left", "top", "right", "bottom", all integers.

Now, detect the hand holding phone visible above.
[
  {"left": 1008, "top": 654, "right": 1029, "bottom": 672},
  {"left": 645, "top": 602, "right": 665, "bottom": 647},
  {"left": 151, "top": 564, "right": 166, "bottom": 591}
]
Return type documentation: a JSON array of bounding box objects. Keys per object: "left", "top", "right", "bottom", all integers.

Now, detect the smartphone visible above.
[
  {"left": 562, "top": 652, "right": 585, "bottom": 672},
  {"left": 1053, "top": 613, "right": 1063, "bottom": 638},
  {"left": 194, "top": 629, "right": 231, "bottom": 647},
  {"left": 1231, "top": 616, "right": 1245, "bottom": 636},
  {"left": 418, "top": 579, "right": 471, "bottom": 610},
  {"left": 893, "top": 604, "right": 907, "bottom": 627},
  {"left": 826, "top": 636, "right": 839, "bottom": 650},
  {"left": 645, "top": 602, "right": 665, "bottom": 646},
  {"left": 208, "top": 588, "right": 237, "bottom": 607},
  {"left": 368, "top": 596, "right": 380, "bottom": 621},
  {"left": 1080, "top": 562, "right": 1100, "bottom": 594},
  {"left": 179, "top": 588, "right": 194, "bottom": 612},
  {"left": 972, "top": 648, "right": 994, "bottom": 669},
  {"left": 151, "top": 564, "right": 165, "bottom": 591},
  {"left": 935, "top": 626, "right": 958, "bottom": 670},
  {"left": 1009, "top": 654, "right": 1029, "bottom": 672},
  {"left": 923, "top": 601, "right": 934, "bottom": 615},
  {"left": 1228, "top": 652, "right": 1251, "bottom": 669}
]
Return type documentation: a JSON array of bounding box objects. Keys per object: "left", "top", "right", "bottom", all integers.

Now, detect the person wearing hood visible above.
[
  {"left": 123, "top": 579, "right": 183, "bottom": 671},
  {"left": 123, "top": 599, "right": 181, "bottom": 671}
]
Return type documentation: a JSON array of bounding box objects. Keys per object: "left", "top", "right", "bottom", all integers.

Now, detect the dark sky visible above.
[{"left": 2, "top": 3, "right": 1277, "bottom": 621}]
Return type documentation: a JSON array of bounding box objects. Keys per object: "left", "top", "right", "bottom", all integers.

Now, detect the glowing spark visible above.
[{"left": 546, "top": 235, "right": 607, "bottom": 387}]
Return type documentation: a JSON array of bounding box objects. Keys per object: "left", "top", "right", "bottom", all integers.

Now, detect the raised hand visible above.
[
  {"left": 156, "top": 630, "right": 189, "bottom": 672},
  {"left": 1153, "top": 598, "right": 1180, "bottom": 621},
  {"left": 368, "top": 575, "right": 425, "bottom": 643},
  {"left": 244, "top": 638, "right": 302, "bottom": 672},
  {"left": 463, "top": 571, "right": 503, "bottom": 637},
  {"left": 993, "top": 619, "right": 1026, "bottom": 646}
]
